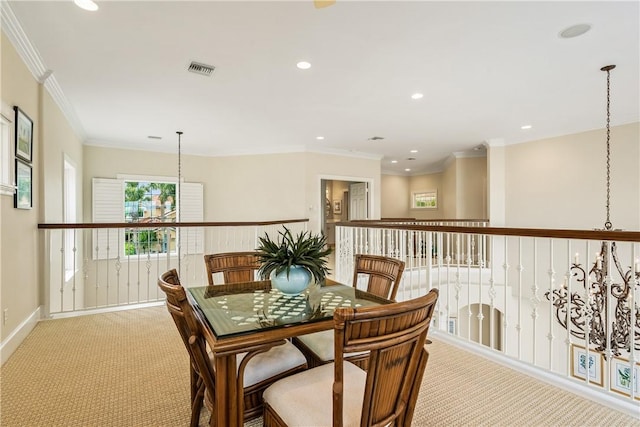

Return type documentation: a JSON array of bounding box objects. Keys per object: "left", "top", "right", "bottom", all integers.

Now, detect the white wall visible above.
[
  {"left": 83, "top": 147, "right": 308, "bottom": 222},
  {"left": 381, "top": 174, "right": 410, "bottom": 218},
  {"left": 381, "top": 158, "right": 488, "bottom": 221},
  {"left": 456, "top": 156, "right": 487, "bottom": 219},
  {"left": 1, "top": 31, "right": 83, "bottom": 355},
  {"left": 504, "top": 123, "right": 639, "bottom": 230},
  {"left": 409, "top": 172, "right": 444, "bottom": 220},
  {"left": 1, "top": 32, "right": 41, "bottom": 345},
  {"left": 83, "top": 147, "right": 381, "bottom": 234}
]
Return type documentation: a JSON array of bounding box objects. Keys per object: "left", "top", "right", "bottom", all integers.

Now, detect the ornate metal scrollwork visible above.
[{"left": 545, "top": 241, "right": 640, "bottom": 357}]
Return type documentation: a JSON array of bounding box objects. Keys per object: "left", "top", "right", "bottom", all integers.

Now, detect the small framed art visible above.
[
  {"left": 570, "top": 344, "right": 604, "bottom": 386},
  {"left": 14, "top": 106, "right": 33, "bottom": 163},
  {"left": 333, "top": 200, "right": 342, "bottom": 214},
  {"left": 15, "top": 158, "right": 32, "bottom": 209},
  {"left": 609, "top": 356, "right": 640, "bottom": 399},
  {"left": 447, "top": 317, "right": 457, "bottom": 334}
]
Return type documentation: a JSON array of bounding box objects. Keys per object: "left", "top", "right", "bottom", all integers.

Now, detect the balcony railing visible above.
[
  {"left": 38, "top": 217, "right": 640, "bottom": 417},
  {"left": 38, "top": 219, "right": 308, "bottom": 316},
  {"left": 335, "top": 220, "right": 640, "bottom": 418}
]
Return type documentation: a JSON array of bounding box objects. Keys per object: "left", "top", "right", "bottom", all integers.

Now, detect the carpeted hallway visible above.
[{"left": 0, "top": 306, "right": 637, "bottom": 426}]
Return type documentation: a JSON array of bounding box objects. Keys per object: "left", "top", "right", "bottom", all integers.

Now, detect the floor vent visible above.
[{"left": 188, "top": 61, "right": 215, "bottom": 77}]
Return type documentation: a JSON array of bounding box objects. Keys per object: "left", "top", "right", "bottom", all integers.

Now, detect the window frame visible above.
[
  {"left": 63, "top": 155, "right": 78, "bottom": 279},
  {"left": 0, "top": 104, "right": 15, "bottom": 196}
]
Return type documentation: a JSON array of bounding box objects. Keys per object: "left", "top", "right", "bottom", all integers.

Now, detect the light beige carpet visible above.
[{"left": 1, "top": 306, "right": 637, "bottom": 426}]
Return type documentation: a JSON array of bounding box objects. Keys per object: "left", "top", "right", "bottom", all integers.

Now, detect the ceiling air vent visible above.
[
  {"left": 188, "top": 61, "right": 215, "bottom": 77},
  {"left": 368, "top": 136, "right": 384, "bottom": 141}
]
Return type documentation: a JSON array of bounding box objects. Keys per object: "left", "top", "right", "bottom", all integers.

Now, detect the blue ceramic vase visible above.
[{"left": 270, "top": 266, "right": 312, "bottom": 295}]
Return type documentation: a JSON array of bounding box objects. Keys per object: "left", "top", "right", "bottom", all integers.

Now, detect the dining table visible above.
[{"left": 187, "top": 278, "right": 391, "bottom": 427}]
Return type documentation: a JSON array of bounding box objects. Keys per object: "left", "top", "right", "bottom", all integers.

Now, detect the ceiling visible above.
[{"left": 4, "top": 1, "right": 639, "bottom": 174}]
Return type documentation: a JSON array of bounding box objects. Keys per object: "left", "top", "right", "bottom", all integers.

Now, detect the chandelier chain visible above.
[
  {"left": 545, "top": 64, "right": 640, "bottom": 359},
  {"left": 176, "top": 131, "right": 183, "bottom": 273},
  {"left": 605, "top": 68, "right": 611, "bottom": 229}
]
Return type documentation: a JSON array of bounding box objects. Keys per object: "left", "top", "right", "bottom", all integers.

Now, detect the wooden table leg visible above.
[{"left": 214, "top": 353, "right": 241, "bottom": 427}]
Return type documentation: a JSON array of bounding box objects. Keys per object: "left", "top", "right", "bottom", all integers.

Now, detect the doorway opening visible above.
[{"left": 320, "top": 178, "right": 369, "bottom": 275}]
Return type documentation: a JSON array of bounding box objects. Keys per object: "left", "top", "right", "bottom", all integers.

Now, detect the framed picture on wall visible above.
[
  {"left": 609, "top": 356, "right": 640, "bottom": 399},
  {"left": 570, "top": 344, "right": 603, "bottom": 386},
  {"left": 333, "top": 200, "right": 342, "bottom": 214},
  {"left": 447, "top": 317, "right": 457, "bottom": 334},
  {"left": 412, "top": 190, "right": 437, "bottom": 209},
  {"left": 14, "top": 106, "right": 33, "bottom": 163},
  {"left": 14, "top": 158, "right": 32, "bottom": 209}
]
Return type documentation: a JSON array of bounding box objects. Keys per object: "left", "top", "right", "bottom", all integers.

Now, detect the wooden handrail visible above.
[
  {"left": 337, "top": 221, "right": 640, "bottom": 242},
  {"left": 37, "top": 218, "right": 640, "bottom": 242},
  {"left": 38, "top": 218, "right": 309, "bottom": 230},
  {"left": 378, "top": 218, "right": 490, "bottom": 222}
]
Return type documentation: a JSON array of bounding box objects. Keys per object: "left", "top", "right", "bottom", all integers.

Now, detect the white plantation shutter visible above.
[
  {"left": 180, "top": 182, "right": 204, "bottom": 254},
  {"left": 92, "top": 178, "right": 124, "bottom": 260}
]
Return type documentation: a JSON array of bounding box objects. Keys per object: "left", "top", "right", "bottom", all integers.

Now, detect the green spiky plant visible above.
[{"left": 256, "top": 226, "right": 332, "bottom": 283}]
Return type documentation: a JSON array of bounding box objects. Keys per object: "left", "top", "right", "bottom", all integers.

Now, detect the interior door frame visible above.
[{"left": 318, "top": 174, "right": 375, "bottom": 232}]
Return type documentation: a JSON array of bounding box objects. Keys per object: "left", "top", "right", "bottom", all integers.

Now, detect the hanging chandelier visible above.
[{"left": 545, "top": 65, "right": 640, "bottom": 357}]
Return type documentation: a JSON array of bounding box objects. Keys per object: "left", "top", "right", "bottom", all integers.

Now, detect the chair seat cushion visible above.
[
  {"left": 263, "top": 361, "right": 365, "bottom": 426},
  {"left": 238, "top": 341, "right": 307, "bottom": 388},
  {"left": 297, "top": 330, "right": 368, "bottom": 362}
]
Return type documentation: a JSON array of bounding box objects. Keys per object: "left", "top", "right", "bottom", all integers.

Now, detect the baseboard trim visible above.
[
  {"left": 46, "top": 301, "right": 164, "bottom": 320},
  {"left": 431, "top": 331, "right": 640, "bottom": 420},
  {"left": 0, "top": 306, "right": 41, "bottom": 366}
]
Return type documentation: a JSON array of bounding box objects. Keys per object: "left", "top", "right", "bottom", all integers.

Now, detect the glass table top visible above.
[{"left": 188, "top": 280, "right": 389, "bottom": 339}]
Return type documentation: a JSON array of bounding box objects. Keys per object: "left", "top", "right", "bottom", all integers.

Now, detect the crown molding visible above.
[
  {"left": 85, "top": 139, "right": 385, "bottom": 162},
  {"left": 305, "top": 146, "right": 383, "bottom": 161},
  {"left": 484, "top": 138, "right": 505, "bottom": 147},
  {"left": 1, "top": 2, "right": 86, "bottom": 140},
  {"left": 0, "top": 3, "right": 46, "bottom": 78},
  {"left": 452, "top": 150, "right": 486, "bottom": 159}
]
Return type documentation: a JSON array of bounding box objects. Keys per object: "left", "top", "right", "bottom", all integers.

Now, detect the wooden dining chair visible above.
[
  {"left": 203, "top": 251, "right": 261, "bottom": 285},
  {"left": 293, "top": 254, "right": 405, "bottom": 369},
  {"left": 157, "top": 269, "right": 205, "bottom": 427},
  {"left": 351, "top": 253, "right": 405, "bottom": 301},
  {"left": 157, "top": 269, "right": 308, "bottom": 425},
  {"left": 263, "top": 289, "right": 439, "bottom": 427}
]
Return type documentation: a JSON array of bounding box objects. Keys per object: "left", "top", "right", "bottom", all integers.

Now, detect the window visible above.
[
  {"left": 0, "top": 110, "right": 14, "bottom": 196},
  {"left": 124, "top": 180, "right": 176, "bottom": 255},
  {"left": 63, "top": 158, "right": 77, "bottom": 278},
  {"left": 92, "top": 176, "right": 203, "bottom": 259},
  {"left": 412, "top": 190, "right": 437, "bottom": 209}
]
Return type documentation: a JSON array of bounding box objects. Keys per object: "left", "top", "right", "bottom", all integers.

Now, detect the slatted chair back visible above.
[
  {"left": 157, "top": 269, "right": 209, "bottom": 427},
  {"left": 161, "top": 269, "right": 308, "bottom": 424},
  {"left": 352, "top": 254, "right": 405, "bottom": 301},
  {"left": 333, "top": 288, "right": 438, "bottom": 427},
  {"left": 204, "top": 252, "right": 261, "bottom": 285}
]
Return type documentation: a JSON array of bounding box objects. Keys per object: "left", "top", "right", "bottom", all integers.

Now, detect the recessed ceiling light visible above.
[
  {"left": 316, "top": 136, "right": 324, "bottom": 140},
  {"left": 296, "top": 61, "right": 311, "bottom": 70},
  {"left": 391, "top": 160, "right": 398, "bottom": 164},
  {"left": 410, "top": 149, "right": 418, "bottom": 153},
  {"left": 405, "top": 168, "right": 411, "bottom": 172},
  {"left": 74, "top": 0, "right": 99, "bottom": 11},
  {"left": 559, "top": 24, "right": 591, "bottom": 39},
  {"left": 521, "top": 125, "right": 532, "bottom": 130},
  {"left": 411, "top": 93, "right": 424, "bottom": 100}
]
